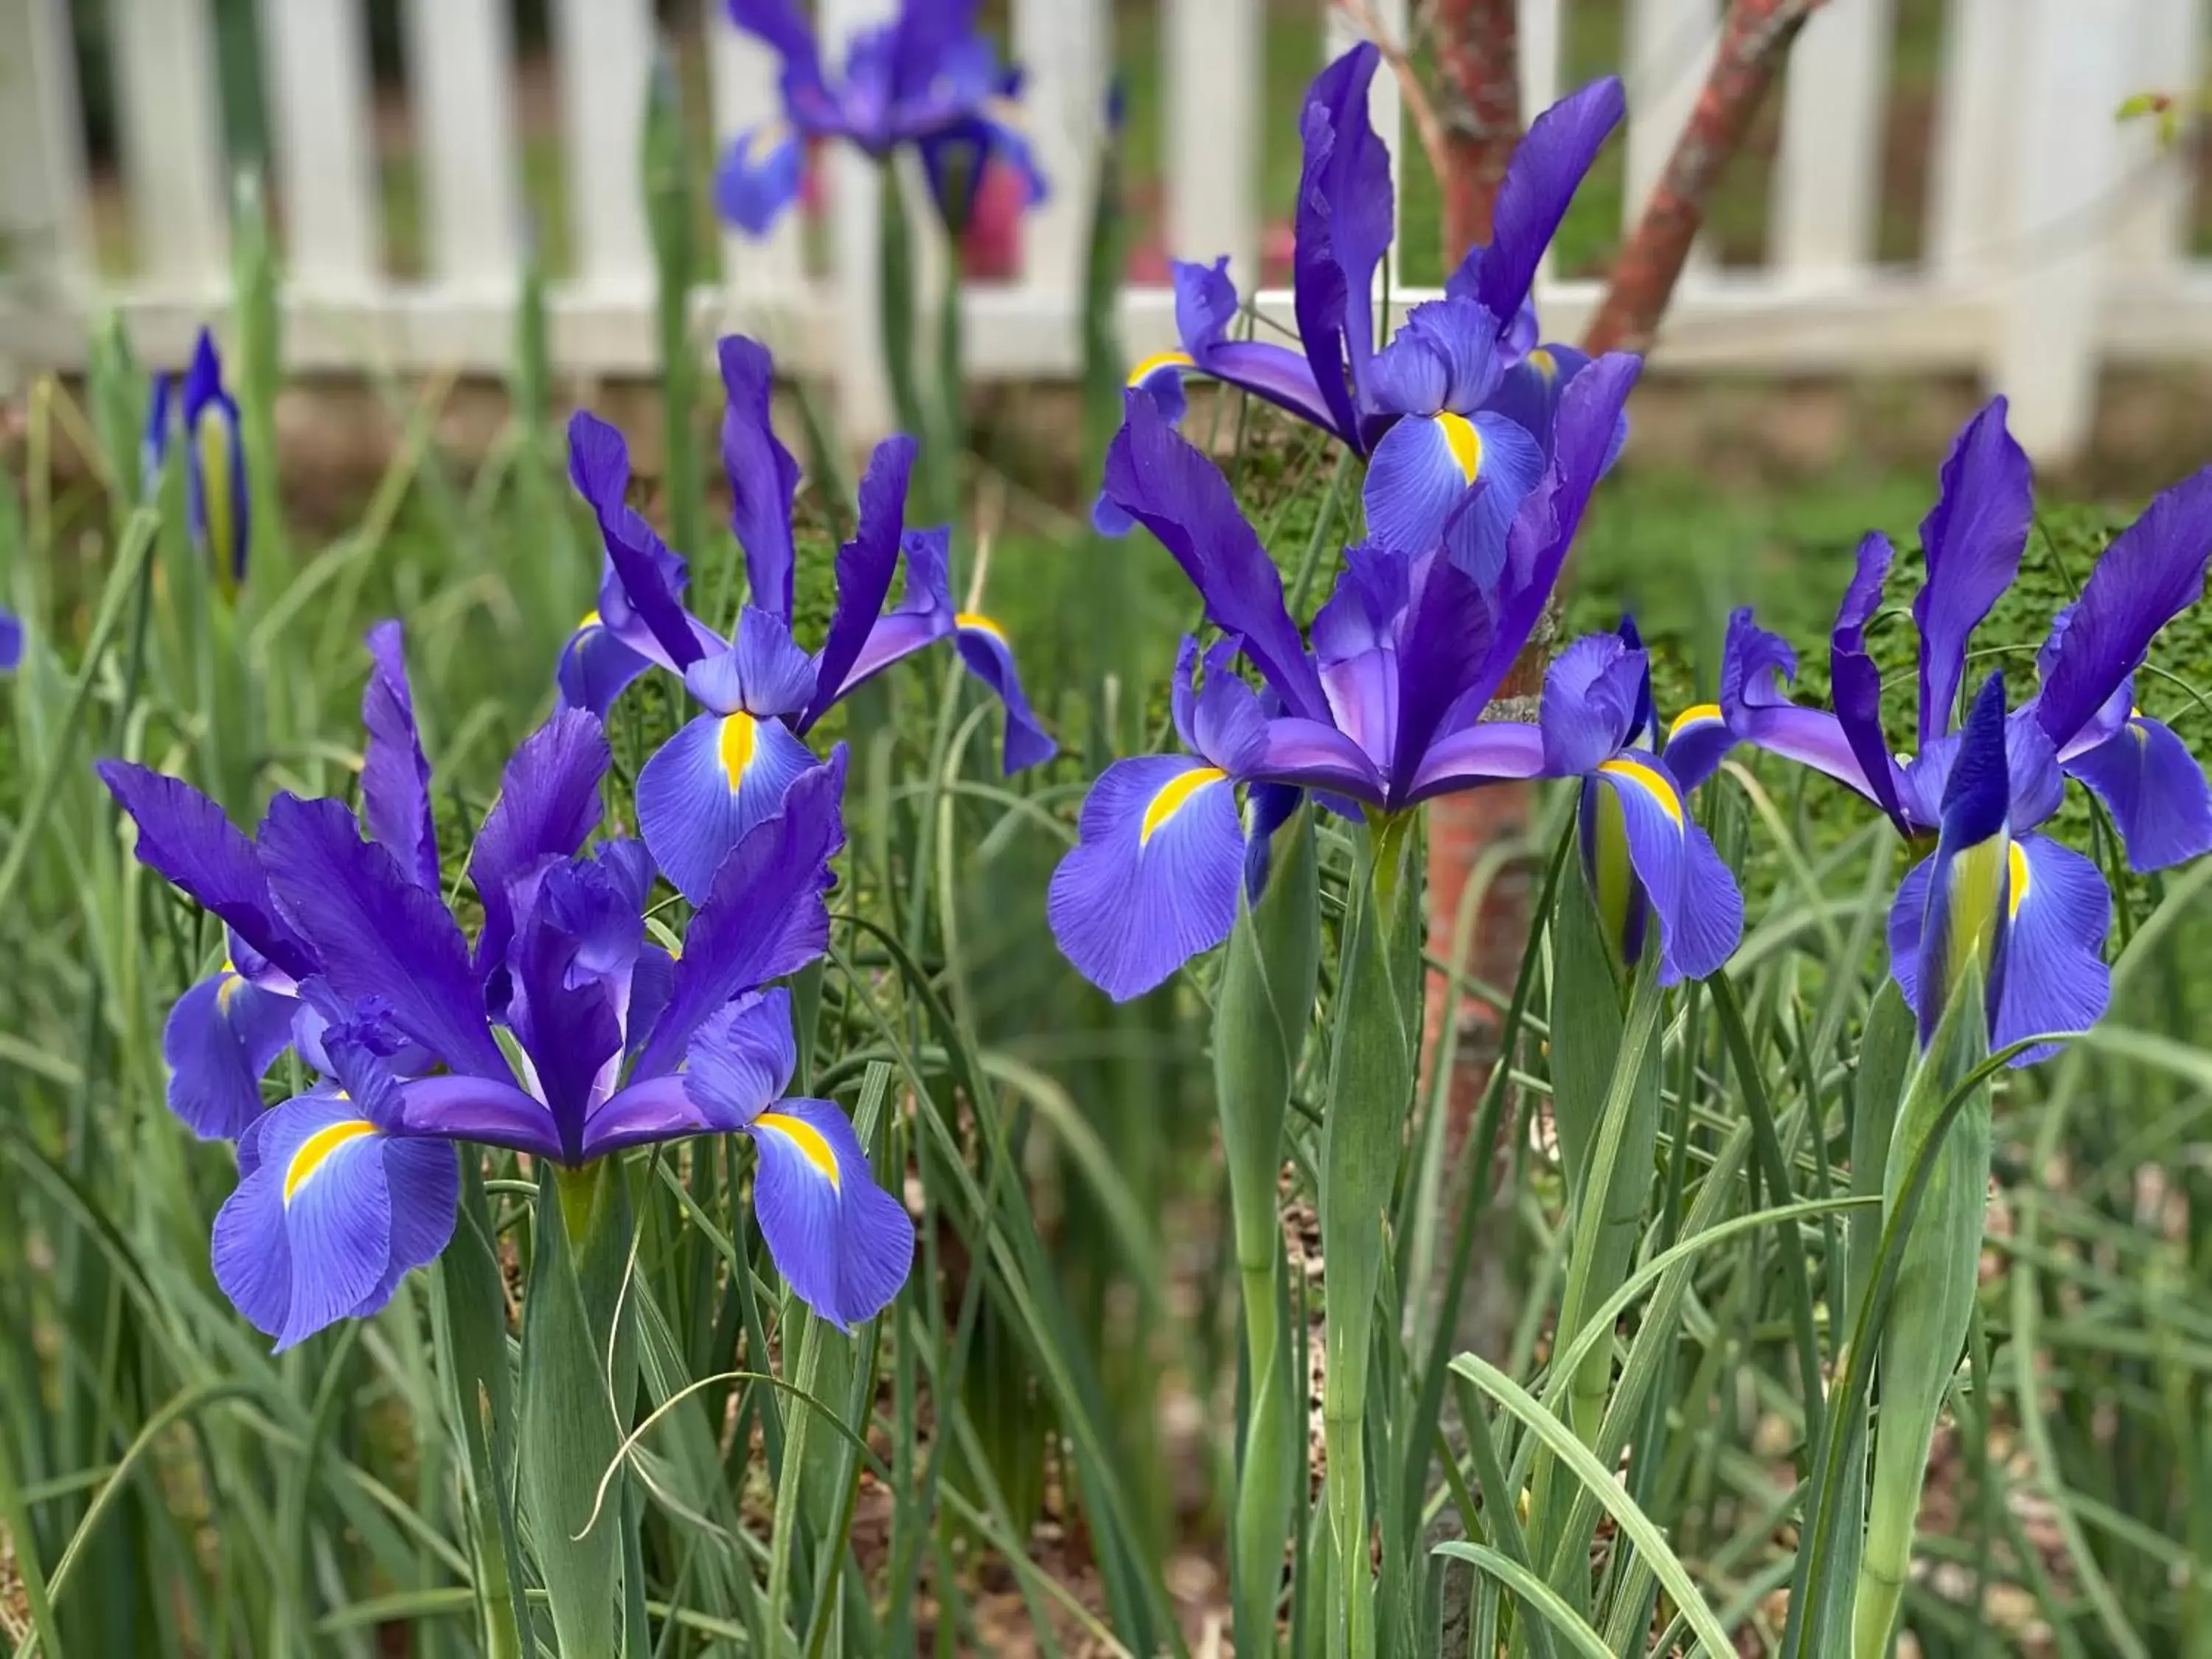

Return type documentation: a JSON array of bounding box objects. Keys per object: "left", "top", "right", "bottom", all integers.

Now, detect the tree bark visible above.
[
  {"left": 1436, "top": 0, "right": 1523, "bottom": 262},
  {"left": 1585, "top": 0, "right": 1829, "bottom": 354}
]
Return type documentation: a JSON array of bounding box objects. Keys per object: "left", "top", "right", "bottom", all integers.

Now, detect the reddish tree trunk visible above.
[
  {"left": 1585, "top": 0, "right": 1829, "bottom": 353},
  {"left": 1435, "top": 0, "right": 1523, "bottom": 262}
]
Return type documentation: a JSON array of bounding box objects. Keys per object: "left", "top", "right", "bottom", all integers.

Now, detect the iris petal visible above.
[
  {"left": 1447, "top": 76, "right": 1627, "bottom": 326},
  {"left": 1405, "top": 722, "right": 1547, "bottom": 804},
  {"left": 748, "top": 1096, "right": 914, "bottom": 1330},
  {"left": 636, "top": 709, "right": 822, "bottom": 905},
  {"left": 162, "top": 970, "right": 296, "bottom": 1141},
  {"left": 467, "top": 709, "right": 613, "bottom": 980},
  {"left": 582, "top": 988, "right": 798, "bottom": 1158},
  {"left": 719, "top": 335, "right": 806, "bottom": 618},
  {"left": 1048, "top": 755, "right": 1245, "bottom": 1001},
  {"left": 801, "top": 434, "right": 918, "bottom": 730},
  {"left": 953, "top": 620, "right": 1057, "bottom": 772},
  {"left": 1593, "top": 753, "right": 1742, "bottom": 984},
  {"left": 360, "top": 622, "right": 439, "bottom": 894},
  {"left": 1910, "top": 399, "right": 2032, "bottom": 747},
  {"left": 2063, "top": 710, "right": 2212, "bottom": 872},
  {"left": 715, "top": 122, "right": 806, "bottom": 236}
]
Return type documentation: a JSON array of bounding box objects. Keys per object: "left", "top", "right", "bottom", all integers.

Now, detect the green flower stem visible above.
[{"left": 1319, "top": 814, "right": 1421, "bottom": 1659}]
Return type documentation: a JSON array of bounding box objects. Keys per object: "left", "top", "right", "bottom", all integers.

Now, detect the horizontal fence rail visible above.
[{"left": 0, "top": 0, "right": 2198, "bottom": 459}]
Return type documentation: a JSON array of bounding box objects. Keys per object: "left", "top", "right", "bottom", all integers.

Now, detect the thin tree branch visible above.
[{"left": 1331, "top": 0, "right": 1454, "bottom": 206}]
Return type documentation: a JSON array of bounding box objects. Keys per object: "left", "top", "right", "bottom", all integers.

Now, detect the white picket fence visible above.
[{"left": 0, "top": 0, "right": 2199, "bottom": 459}]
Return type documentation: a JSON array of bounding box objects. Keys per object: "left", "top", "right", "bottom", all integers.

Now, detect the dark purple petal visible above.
[
  {"left": 162, "top": 970, "right": 296, "bottom": 1141},
  {"left": 684, "top": 609, "right": 819, "bottom": 719},
  {"left": 1448, "top": 77, "right": 1625, "bottom": 326},
  {"left": 718, "top": 335, "right": 804, "bottom": 616},
  {"left": 385, "top": 1074, "right": 563, "bottom": 1158},
  {"left": 1593, "top": 751, "right": 1742, "bottom": 984},
  {"left": 2063, "top": 709, "right": 2212, "bottom": 872},
  {"left": 953, "top": 621, "right": 1057, "bottom": 772},
  {"left": 96, "top": 761, "right": 317, "bottom": 982},
  {"left": 555, "top": 615, "right": 654, "bottom": 718},
  {"left": 631, "top": 748, "right": 846, "bottom": 1078},
  {"left": 2035, "top": 466, "right": 2212, "bottom": 749},
  {"left": 1100, "top": 391, "right": 1328, "bottom": 720},
  {"left": 1829, "top": 533, "right": 1911, "bottom": 830},
  {"left": 1291, "top": 44, "right": 1393, "bottom": 440},
  {"left": 1248, "top": 717, "right": 1388, "bottom": 803},
  {"left": 1159, "top": 257, "right": 1340, "bottom": 431},
  {"left": 260, "top": 794, "right": 509, "bottom": 1080},
  {"left": 1911, "top": 398, "right": 2032, "bottom": 745},
  {"left": 467, "top": 709, "right": 612, "bottom": 979},
  {"left": 1908, "top": 673, "right": 2012, "bottom": 1047},
  {"left": 800, "top": 434, "right": 917, "bottom": 731},
  {"left": 502, "top": 860, "right": 625, "bottom": 1160},
  {"left": 1366, "top": 296, "right": 1506, "bottom": 417},
  {"left": 360, "top": 622, "right": 439, "bottom": 893},
  {"left": 1387, "top": 554, "right": 1499, "bottom": 796},
  {"left": 748, "top": 1096, "right": 914, "bottom": 1330},
  {"left": 1405, "top": 720, "right": 1547, "bottom": 803},
  {"left": 1047, "top": 755, "right": 1245, "bottom": 1001},
  {"left": 568, "top": 411, "right": 709, "bottom": 672}
]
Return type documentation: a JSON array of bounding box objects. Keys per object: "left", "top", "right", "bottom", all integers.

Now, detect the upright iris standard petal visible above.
[
  {"left": 2034, "top": 467, "right": 2212, "bottom": 751},
  {"left": 636, "top": 709, "right": 821, "bottom": 904},
  {"left": 556, "top": 611, "right": 655, "bottom": 716},
  {"left": 162, "top": 967, "right": 296, "bottom": 1139},
  {"left": 686, "top": 609, "right": 821, "bottom": 720},
  {"left": 585, "top": 989, "right": 795, "bottom": 1155},
  {"left": 181, "top": 328, "right": 248, "bottom": 582},
  {"left": 952, "top": 616, "right": 1057, "bottom": 772},
  {"left": 1587, "top": 748, "right": 1742, "bottom": 984},
  {"left": 142, "top": 373, "right": 175, "bottom": 498},
  {"left": 1048, "top": 755, "right": 1245, "bottom": 1001},
  {"left": 1910, "top": 399, "right": 2032, "bottom": 746},
  {"left": 2062, "top": 703, "right": 2212, "bottom": 871},
  {"left": 1447, "top": 77, "right": 1627, "bottom": 327},
  {"left": 1714, "top": 610, "right": 1891, "bottom": 806},
  {"left": 714, "top": 121, "right": 805, "bottom": 234},
  {"left": 1100, "top": 391, "right": 1329, "bottom": 720},
  {"left": 568, "top": 412, "right": 713, "bottom": 672},
  {"left": 799, "top": 434, "right": 917, "bottom": 730},
  {"left": 359, "top": 622, "right": 439, "bottom": 893},
  {"left": 1910, "top": 673, "right": 2013, "bottom": 1047},
  {"left": 1290, "top": 42, "right": 1394, "bottom": 440},
  {"left": 259, "top": 795, "right": 512, "bottom": 1081},
  {"left": 97, "top": 762, "right": 317, "bottom": 982},
  {"left": 1828, "top": 532, "right": 1911, "bottom": 830},
  {"left": 211, "top": 1085, "right": 459, "bottom": 1350},
  {"left": 718, "top": 335, "right": 805, "bottom": 617},
  {"left": 467, "top": 709, "right": 613, "bottom": 978},
  {"left": 746, "top": 1096, "right": 916, "bottom": 1329}
]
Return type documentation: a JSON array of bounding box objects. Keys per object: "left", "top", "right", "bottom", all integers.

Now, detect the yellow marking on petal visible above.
[
  {"left": 742, "top": 119, "right": 792, "bottom": 162},
  {"left": 1596, "top": 757, "right": 1684, "bottom": 827},
  {"left": 1139, "top": 767, "right": 1227, "bottom": 846},
  {"left": 1527, "top": 347, "right": 1559, "bottom": 383},
  {"left": 1127, "top": 349, "right": 1195, "bottom": 388},
  {"left": 955, "top": 612, "right": 1006, "bottom": 642},
  {"left": 2008, "top": 838, "right": 2031, "bottom": 921},
  {"left": 1667, "top": 702, "right": 1723, "bottom": 740},
  {"left": 578, "top": 609, "right": 602, "bottom": 631},
  {"left": 754, "top": 1111, "right": 841, "bottom": 1192},
  {"left": 717, "top": 712, "right": 759, "bottom": 787},
  {"left": 283, "top": 1119, "right": 378, "bottom": 1206},
  {"left": 1434, "top": 412, "right": 1484, "bottom": 481},
  {"left": 216, "top": 972, "right": 246, "bottom": 1015}
]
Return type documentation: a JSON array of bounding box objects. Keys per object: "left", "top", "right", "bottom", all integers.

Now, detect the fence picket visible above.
[
  {"left": 1164, "top": 0, "right": 1260, "bottom": 289},
  {"left": 1015, "top": 0, "right": 1107, "bottom": 296},
  {"left": 1771, "top": 0, "right": 1893, "bottom": 276},
  {"left": 709, "top": 12, "right": 806, "bottom": 316},
  {"left": 1622, "top": 0, "right": 1717, "bottom": 267},
  {"left": 111, "top": 0, "right": 229, "bottom": 291},
  {"left": 403, "top": 0, "right": 520, "bottom": 291},
  {"left": 821, "top": 0, "right": 897, "bottom": 438},
  {"left": 554, "top": 0, "right": 655, "bottom": 296},
  {"left": 1927, "top": 0, "right": 2017, "bottom": 276},
  {"left": 262, "top": 0, "right": 380, "bottom": 294},
  {"left": 0, "top": 0, "right": 89, "bottom": 299},
  {"left": 2115, "top": 0, "right": 2202, "bottom": 269}
]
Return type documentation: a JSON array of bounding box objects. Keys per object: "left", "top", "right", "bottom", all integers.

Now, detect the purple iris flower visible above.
[
  {"left": 104, "top": 709, "right": 912, "bottom": 1349},
  {"left": 145, "top": 328, "right": 249, "bottom": 583},
  {"left": 1103, "top": 44, "right": 1625, "bottom": 573},
  {"left": 715, "top": 0, "right": 1045, "bottom": 237},
  {"left": 1047, "top": 353, "right": 1742, "bottom": 1001},
  {"left": 563, "top": 335, "right": 1054, "bottom": 903},
  {"left": 0, "top": 608, "right": 21, "bottom": 674},
  {"left": 96, "top": 623, "right": 437, "bottom": 1141},
  {"left": 1712, "top": 397, "right": 2212, "bottom": 1060}
]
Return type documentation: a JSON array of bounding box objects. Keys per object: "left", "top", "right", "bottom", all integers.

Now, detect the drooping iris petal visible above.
[
  {"left": 631, "top": 749, "right": 847, "bottom": 1079},
  {"left": 162, "top": 969, "right": 296, "bottom": 1140},
  {"left": 1153, "top": 256, "right": 1346, "bottom": 435},
  {"left": 636, "top": 709, "right": 821, "bottom": 905},
  {"left": 211, "top": 1090, "right": 456, "bottom": 1350},
  {"left": 1716, "top": 610, "right": 1891, "bottom": 807},
  {"left": 1828, "top": 532, "right": 1910, "bottom": 830},
  {"left": 359, "top": 622, "right": 439, "bottom": 894},
  {"left": 1048, "top": 755, "right": 1245, "bottom": 1001},
  {"left": 467, "top": 709, "right": 613, "bottom": 981},
  {"left": 1660, "top": 703, "right": 1736, "bottom": 793},
  {"left": 568, "top": 411, "right": 712, "bottom": 672},
  {"left": 0, "top": 608, "right": 20, "bottom": 674},
  {"left": 1538, "top": 633, "right": 1644, "bottom": 777},
  {"left": 2034, "top": 466, "right": 2212, "bottom": 751},
  {"left": 1362, "top": 417, "right": 1481, "bottom": 557},
  {"left": 2063, "top": 707, "right": 2212, "bottom": 872},
  {"left": 258, "top": 794, "right": 511, "bottom": 1080},
  {"left": 1251, "top": 717, "right": 1388, "bottom": 802},
  {"left": 585, "top": 989, "right": 797, "bottom": 1158},
  {"left": 1405, "top": 721, "right": 1547, "bottom": 803},
  {"left": 1447, "top": 76, "right": 1627, "bottom": 327},
  {"left": 96, "top": 761, "right": 317, "bottom": 983},
  {"left": 685, "top": 608, "right": 819, "bottom": 720},
  {"left": 555, "top": 613, "right": 655, "bottom": 717},
  {"left": 718, "top": 334, "right": 805, "bottom": 616},
  {"left": 1100, "top": 390, "right": 1329, "bottom": 721},
  {"left": 747, "top": 1096, "right": 915, "bottom": 1330},
  {"left": 1910, "top": 399, "right": 2032, "bottom": 747},
  {"left": 1909, "top": 673, "right": 2013, "bottom": 1047},
  {"left": 715, "top": 122, "right": 806, "bottom": 235},
  {"left": 953, "top": 617, "right": 1057, "bottom": 772},
  {"left": 800, "top": 434, "right": 918, "bottom": 730},
  {"left": 1484, "top": 344, "right": 1589, "bottom": 456},
  {"left": 1891, "top": 709, "right": 2064, "bottom": 838},
  {"left": 1291, "top": 43, "right": 1394, "bottom": 442},
  {"left": 1590, "top": 751, "right": 1742, "bottom": 984},
  {"left": 1382, "top": 413, "right": 1544, "bottom": 577},
  {"left": 383, "top": 1073, "right": 563, "bottom": 1158}
]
